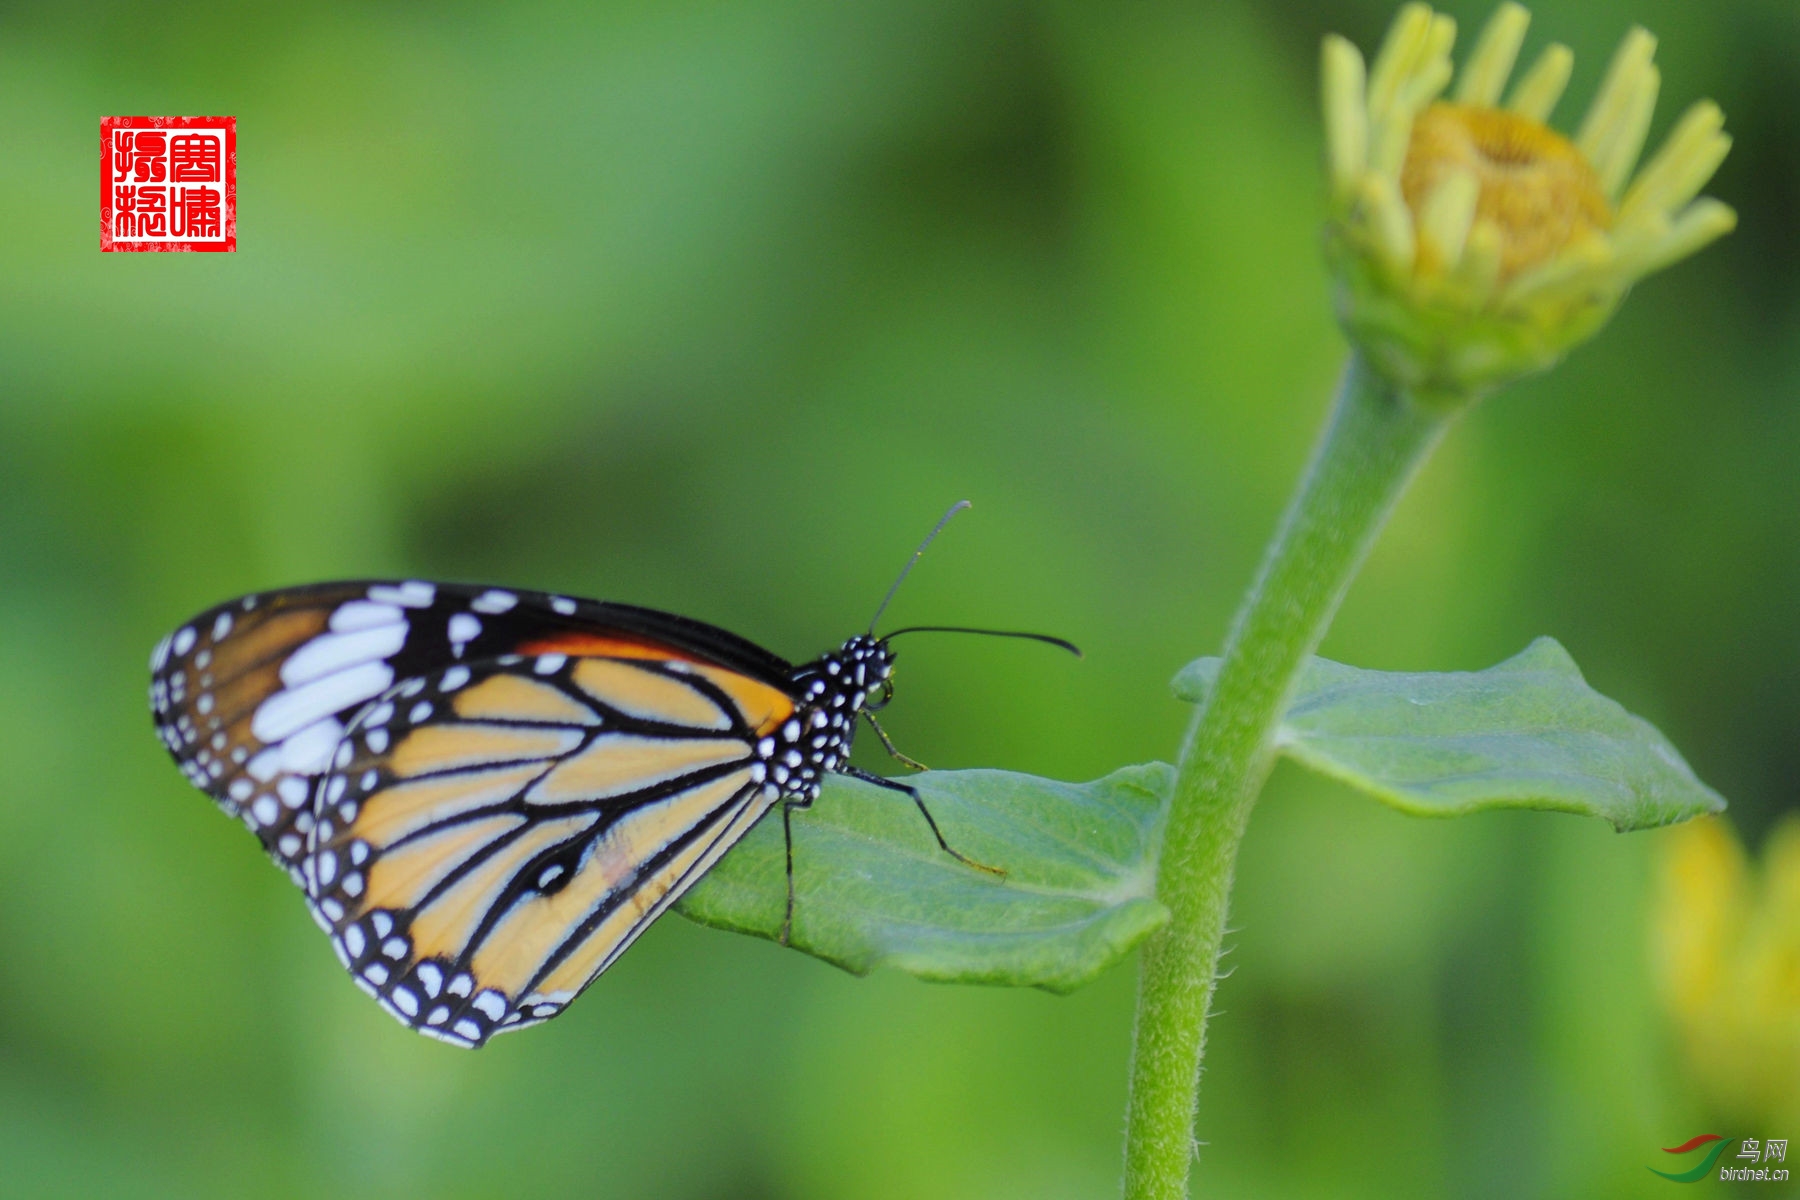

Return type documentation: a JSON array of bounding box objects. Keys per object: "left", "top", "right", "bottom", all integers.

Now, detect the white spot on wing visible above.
[
  {"left": 173, "top": 627, "right": 196, "bottom": 656},
  {"left": 448, "top": 613, "right": 482, "bottom": 650},
  {"left": 471, "top": 590, "right": 518, "bottom": 614},
  {"left": 329, "top": 601, "right": 404, "bottom": 633},
  {"left": 277, "top": 717, "right": 348, "bottom": 776},
  {"left": 368, "top": 582, "right": 435, "bottom": 608},
  {"left": 253, "top": 662, "right": 393, "bottom": 743},
  {"left": 550, "top": 596, "right": 577, "bottom": 615},
  {"left": 280, "top": 624, "right": 407, "bottom": 687},
  {"left": 246, "top": 748, "right": 282, "bottom": 782}
]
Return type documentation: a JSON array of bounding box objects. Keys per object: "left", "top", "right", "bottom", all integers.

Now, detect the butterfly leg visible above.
[
  {"left": 864, "top": 711, "right": 929, "bottom": 772},
  {"left": 843, "top": 766, "right": 1006, "bottom": 878},
  {"left": 778, "top": 797, "right": 809, "bottom": 947}
]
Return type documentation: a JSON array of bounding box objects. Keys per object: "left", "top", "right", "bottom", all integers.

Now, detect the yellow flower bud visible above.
[
  {"left": 1651, "top": 817, "right": 1800, "bottom": 1128},
  {"left": 1322, "top": 3, "right": 1735, "bottom": 401}
]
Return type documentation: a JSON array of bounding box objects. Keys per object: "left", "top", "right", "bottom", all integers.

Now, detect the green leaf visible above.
[
  {"left": 676, "top": 764, "right": 1172, "bottom": 991},
  {"left": 1172, "top": 637, "right": 1724, "bottom": 830}
]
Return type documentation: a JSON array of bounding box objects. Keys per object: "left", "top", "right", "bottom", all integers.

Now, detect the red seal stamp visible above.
[{"left": 101, "top": 116, "right": 236, "bottom": 252}]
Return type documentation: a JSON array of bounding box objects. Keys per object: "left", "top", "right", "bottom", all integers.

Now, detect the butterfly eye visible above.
[{"left": 866, "top": 678, "right": 896, "bottom": 711}]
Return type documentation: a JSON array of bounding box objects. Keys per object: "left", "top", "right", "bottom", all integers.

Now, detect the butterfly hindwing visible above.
[
  {"left": 149, "top": 580, "right": 796, "bottom": 874},
  {"left": 303, "top": 651, "right": 795, "bottom": 1046}
]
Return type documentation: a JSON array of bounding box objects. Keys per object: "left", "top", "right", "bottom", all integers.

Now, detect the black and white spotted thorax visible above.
[{"left": 759, "top": 634, "right": 894, "bottom": 804}]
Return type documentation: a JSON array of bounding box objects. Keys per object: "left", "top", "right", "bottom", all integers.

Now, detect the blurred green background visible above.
[{"left": 2, "top": 0, "right": 1795, "bottom": 1195}]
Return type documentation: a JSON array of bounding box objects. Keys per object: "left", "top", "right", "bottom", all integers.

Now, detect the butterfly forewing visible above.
[
  {"left": 149, "top": 583, "right": 412, "bottom": 874},
  {"left": 303, "top": 651, "right": 795, "bottom": 1046}
]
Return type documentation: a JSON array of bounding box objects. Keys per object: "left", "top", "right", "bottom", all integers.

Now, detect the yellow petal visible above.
[
  {"left": 1617, "top": 100, "right": 1731, "bottom": 227},
  {"left": 1576, "top": 26, "right": 1657, "bottom": 161},
  {"left": 1448, "top": 218, "right": 1503, "bottom": 298},
  {"left": 1370, "top": 99, "right": 1416, "bottom": 180},
  {"left": 1623, "top": 198, "right": 1736, "bottom": 281},
  {"left": 1394, "top": 14, "right": 1458, "bottom": 117},
  {"left": 1454, "top": 2, "right": 1531, "bottom": 108},
  {"left": 1506, "top": 42, "right": 1573, "bottom": 122},
  {"left": 1500, "top": 235, "right": 1611, "bottom": 307},
  {"left": 1368, "top": 3, "right": 1436, "bottom": 126},
  {"left": 1418, "top": 168, "right": 1478, "bottom": 272},
  {"left": 1322, "top": 35, "right": 1370, "bottom": 200},
  {"left": 1358, "top": 173, "right": 1416, "bottom": 277},
  {"left": 1591, "top": 64, "right": 1660, "bottom": 199}
]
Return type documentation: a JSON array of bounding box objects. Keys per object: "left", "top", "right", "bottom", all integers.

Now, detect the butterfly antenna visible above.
[
  {"left": 881, "top": 625, "right": 1082, "bottom": 658},
  {"left": 868, "top": 500, "right": 972, "bottom": 633}
]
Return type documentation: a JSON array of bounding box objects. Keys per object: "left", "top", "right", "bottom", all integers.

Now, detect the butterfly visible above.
[{"left": 148, "top": 504, "right": 1075, "bottom": 1047}]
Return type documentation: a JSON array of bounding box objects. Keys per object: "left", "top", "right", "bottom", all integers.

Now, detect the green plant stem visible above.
[{"left": 1122, "top": 355, "right": 1453, "bottom": 1199}]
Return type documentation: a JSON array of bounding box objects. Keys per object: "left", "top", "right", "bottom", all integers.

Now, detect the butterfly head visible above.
[
  {"left": 790, "top": 634, "right": 895, "bottom": 717},
  {"left": 775, "top": 635, "right": 896, "bottom": 800}
]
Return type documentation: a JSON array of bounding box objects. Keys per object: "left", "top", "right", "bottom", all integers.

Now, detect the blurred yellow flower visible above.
[
  {"left": 1651, "top": 816, "right": 1800, "bottom": 1127},
  {"left": 1322, "top": 3, "right": 1735, "bottom": 400}
]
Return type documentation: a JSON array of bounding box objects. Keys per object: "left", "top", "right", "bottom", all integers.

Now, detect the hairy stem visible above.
[{"left": 1122, "top": 356, "right": 1452, "bottom": 1199}]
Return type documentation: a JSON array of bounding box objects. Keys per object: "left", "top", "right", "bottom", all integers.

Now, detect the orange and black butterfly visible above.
[{"left": 149, "top": 506, "right": 1074, "bottom": 1047}]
